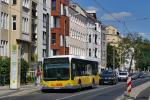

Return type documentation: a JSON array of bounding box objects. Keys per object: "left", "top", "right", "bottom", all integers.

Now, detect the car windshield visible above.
[{"left": 101, "top": 71, "right": 113, "bottom": 76}]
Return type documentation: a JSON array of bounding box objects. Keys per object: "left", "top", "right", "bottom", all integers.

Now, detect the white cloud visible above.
[
  {"left": 138, "top": 32, "right": 150, "bottom": 39},
  {"left": 86, "top": 6, "right": 99, "bottom": 11},
  {"left": 101, "top": 12, "right": 132, "bottom": 21}
]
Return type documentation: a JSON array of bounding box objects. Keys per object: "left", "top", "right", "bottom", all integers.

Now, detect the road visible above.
[{"left": 1, "top": 77, "right": 150, "bottom": 100}]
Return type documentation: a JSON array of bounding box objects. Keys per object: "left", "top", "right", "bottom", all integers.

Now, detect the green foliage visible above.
[
  {"left": 26, "top": 76, "right": 34, "bottom": 83},
  {"left": 20, "top": 59, "right": 29, "bottom": 84},
  {"left": 121, "top": 33, "right": 150, "bottom": 71},
  {"left": 0, "top": 57, "right": 10, "bottom": 85},
  {"left": 107, "top": 44, "right": 120, "bottom": 69}
]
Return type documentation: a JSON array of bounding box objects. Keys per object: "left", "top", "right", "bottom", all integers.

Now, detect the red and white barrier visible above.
[{"left": 127, "top": 77, "right": 132, "bottom": 95}]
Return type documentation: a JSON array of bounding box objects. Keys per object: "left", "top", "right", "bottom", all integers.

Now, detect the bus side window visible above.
[
  {"left": 86, "top": 64, "right": 92, "bottom": 75},
  {"left": 92, "top": 62, "right": 98, "bottom": 75}
]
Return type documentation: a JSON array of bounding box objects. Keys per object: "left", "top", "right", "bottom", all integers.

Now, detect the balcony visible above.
[
  {"left": 32, "top": 19, "right": 38, "bottom": 25},
  {"left": 32, "top": 33, "right": 37, "bottom": 41},
  {"left": 22, "top": 4, "right": 30, "bottom": 11},
  {"left": 21, "top": 33, "right": 30, "bottom": 41},
  {"left": 32, "top": 9, "right": 37, "bottom": 18}
]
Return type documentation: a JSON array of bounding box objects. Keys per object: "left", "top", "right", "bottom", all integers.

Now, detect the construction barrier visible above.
[{"left": 127, "top": 77, "right": 132, "bottom": 96}]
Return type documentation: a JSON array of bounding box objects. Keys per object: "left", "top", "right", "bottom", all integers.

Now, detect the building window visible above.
[
  {"left": 43, "top": 31, "right": 46, "bottom": 45},
  {"left": 42, "top": 49, "right": 46, "bottom": 57},
  {"left": 43, "top": 0, "right": 46, "bottom": 10},
  {"left": 95, "top": 34, "right": 97, "bottom": 44},
  {"left": 0, "top": 12, "right": 8, "bottom": 29},
  {"left": 1, "top": 0, "right": 9, "bottom": 4},
  {"left": 12, "top": 16, "right": 16, "bottom": 30},
  {"left": 22, "top": 17, "right": 28, "bottom": 33},
  {"left": 89, "top": 49, "right": 91, "bottom": 57},
  {"left": 12, "top": 0, "right": 16, "bottom": 4},
  {"left": 89, "top": 35, "right": 91, "bottom": 43},
  {"left": 51, "top": 33, "right": 56, "bottom": 44},
  {"left": 43, "top": 14, "right": 47, "bottom": 27},
  {"left": 60, "top": 35, "right": 64, "bottom": 46},
  {"left": 52, "top": 0, "right": 56, "bottom": 11},
  {"left": 53, "top": 50, "right": 57, "bottom": 55},
  {"left": 53, "top": 17, "right": 60, "bottom": 28},
  {"left": 95, "top": 48, "right": 97, "bottom": 58}
]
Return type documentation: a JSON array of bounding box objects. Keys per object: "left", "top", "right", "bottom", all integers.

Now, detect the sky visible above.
[{"left": 73, "top": 0, "right": 150, "bottom": 40}]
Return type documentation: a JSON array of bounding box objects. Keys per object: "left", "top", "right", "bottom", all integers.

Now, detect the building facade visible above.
[
  {"left": 106, "top": 25, "right": 121, "bottom": 47},
  {"left": 101, "top": 25, "right": 107, "bottom": 69},
  {"left": 67, "top": 3, "right": 106, "bottom": 73},
  {"left": 67, "top": 3, "right": 87, "bottom": 56},
  {"left": 0, "top": 0, "right": 51, "bottom": 61},
  {"left": 0, "top": 0, "right": 10, "bottom": 57},
  {"left": 123, "top": 48, "right": 136, "bottom": 72},
  {"left": 0, "top": 0, "right": 51, "bottom": 87},
  {"left": 51, "top": 0, "right": 69, "bottom": 56}
]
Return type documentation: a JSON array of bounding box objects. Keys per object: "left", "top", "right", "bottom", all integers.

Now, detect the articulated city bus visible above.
[{"left": 41, "top": 55, "right": 100, "bottom": 91}]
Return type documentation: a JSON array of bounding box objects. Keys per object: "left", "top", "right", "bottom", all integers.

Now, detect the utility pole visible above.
[
  {"left": 46, "top": 13, "right": 49, "bottom": 57},
  {"left": 113, "top": 46, "right": 115, "bottom": 70}
]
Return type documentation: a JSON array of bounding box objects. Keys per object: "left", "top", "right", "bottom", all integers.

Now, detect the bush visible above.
[
  {"left": 0, "top": 57, "right": 10, "bottom": 85},
  {"left": 26, "top": 76, "right": 34, "bottom": 83},
  {"left": 20, "top": 59, "right": 29, "bottom": 84}
]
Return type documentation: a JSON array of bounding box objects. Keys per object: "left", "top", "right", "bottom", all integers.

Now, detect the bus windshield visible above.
[{"left": 43, "top": 57, "right": 70, "bottom": 81}]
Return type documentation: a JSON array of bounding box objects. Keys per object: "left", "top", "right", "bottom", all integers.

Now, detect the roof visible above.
[{"left": 44, "top": 55, "right": 100, "bottom": 62}]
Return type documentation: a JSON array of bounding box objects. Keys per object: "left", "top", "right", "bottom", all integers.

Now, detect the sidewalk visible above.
[
  {"left": 116, "top": 80, "right": 150, "bottom": 100},
  {"left": 136, "top": 87, "right": 150, "bottom": 100},
  {"left": 0, "top": 84, "right": 40, "bottom": 98}
]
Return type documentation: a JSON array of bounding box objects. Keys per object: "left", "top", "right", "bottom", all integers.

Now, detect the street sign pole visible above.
[{"left": 10, "top": 45, "right": 20, "bottom": 89}]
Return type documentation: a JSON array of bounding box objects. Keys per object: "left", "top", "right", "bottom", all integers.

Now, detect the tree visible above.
[
  {"left": 121, "top": 33, "right": 150, "bottom": 71},
  {"left": 107, "top": 43, "right": 120, "bottom": 69}
]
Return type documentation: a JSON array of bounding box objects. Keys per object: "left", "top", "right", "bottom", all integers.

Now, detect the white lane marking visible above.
[{"left": 56, "top": 83, "right": 125, "bottom": 100}]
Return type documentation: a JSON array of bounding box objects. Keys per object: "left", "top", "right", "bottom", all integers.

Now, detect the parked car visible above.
[
  {"left": 118, "top": 71, "right": 129, "bottom": 81},
  {"left": 130, "top": 73, "right": 139, "bottom": 80},
  {"left": 138, "top": 72, "right": 146, "bottom": 78},
  {"left": 100, "top": 70, "right": 118, "bottom": 85}
]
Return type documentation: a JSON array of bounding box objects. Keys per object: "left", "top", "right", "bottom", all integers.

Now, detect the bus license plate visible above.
[{"left": 54, "top": 87, "right": 60, "bottom": 89}]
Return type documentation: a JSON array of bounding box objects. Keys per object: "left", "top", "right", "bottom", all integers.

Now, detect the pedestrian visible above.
[{"left": 35, "top": 67, "right": 42, "bottom": 86}]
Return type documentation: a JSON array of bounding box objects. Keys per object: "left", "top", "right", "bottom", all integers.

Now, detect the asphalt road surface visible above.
[{"left": 1, "top": 77, "right": 150, "bottom": 100}]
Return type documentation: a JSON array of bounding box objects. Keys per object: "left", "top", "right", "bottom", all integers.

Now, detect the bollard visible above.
[{"left": 127, "top": 77, "right": 132, "bottom": 96}]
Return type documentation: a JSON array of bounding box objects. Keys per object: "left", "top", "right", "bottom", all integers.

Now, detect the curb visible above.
[{"left": 0, "top": 87, "right": 40, "bottom": 99}]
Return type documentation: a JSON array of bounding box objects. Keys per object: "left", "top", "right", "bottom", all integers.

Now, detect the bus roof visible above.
[{"left": 44, "top": 55, "right": 100, "bottom": 63}]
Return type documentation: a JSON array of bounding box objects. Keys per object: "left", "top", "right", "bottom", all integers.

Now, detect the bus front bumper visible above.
[{"left": 41, "top": 85, "right": 80, "bottom": 90}]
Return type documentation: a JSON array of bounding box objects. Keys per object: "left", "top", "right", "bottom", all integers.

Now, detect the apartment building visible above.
[
  {"left": 0, "top": 0, "right": 51, "bottom": 88},
  {"left": 0, "top": 0, "right": 51, "bottom": 61},
  {"left": 67, "top": 3, "right": 87, "bottom": 56},
  {"left": 36, "top": 0, "right": 51, "bottom": 62},
  {"left": 0, "top": 0, "right": 9, "bottom": 57},
  {"left": 51, "top": 0, "right": 69, "bottom": 55},
  {"left": 67, "top": 3, "right": 106, "bottom": 73},
  {"left": 86, "top": 10, "right": 101, "bottom": 60},
  {"left": 106, "top": 25, "right": 121, "bottom": 47},
  {"left": 101, "top": 25, "right": 107, "bottom": 69}
]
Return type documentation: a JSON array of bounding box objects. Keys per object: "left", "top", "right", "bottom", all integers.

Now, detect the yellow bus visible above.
[{"left": 41, "top": 55, "right": 100, "bottom": 91}]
